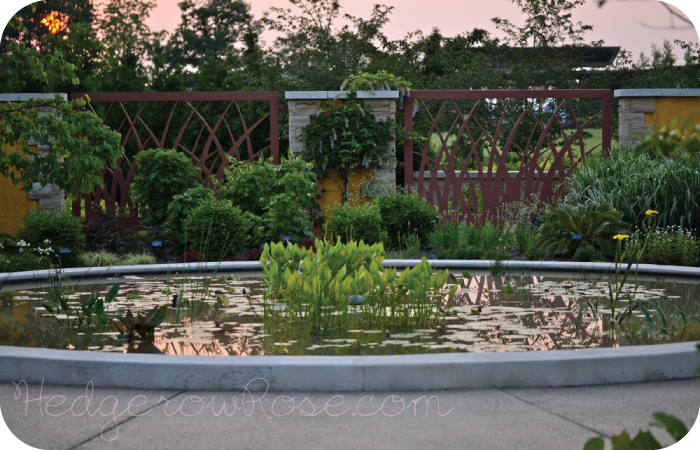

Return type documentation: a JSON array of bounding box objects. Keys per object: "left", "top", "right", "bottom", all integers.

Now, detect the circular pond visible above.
[{"left": 1, "top": 267, "right": 697, "bottom": 356}]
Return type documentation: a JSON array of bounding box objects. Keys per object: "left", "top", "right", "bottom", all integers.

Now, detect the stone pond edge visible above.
[{"left": 0, "top": 260, "right": 698, "bottom": 391}]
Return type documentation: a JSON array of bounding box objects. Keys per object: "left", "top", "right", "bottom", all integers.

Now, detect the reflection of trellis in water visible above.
[
  {"left": 69, "top": 92, "right": 280, "bottom": 225},
  {"left": 403, "top": 90, "right": 611, "bottom": 221}
]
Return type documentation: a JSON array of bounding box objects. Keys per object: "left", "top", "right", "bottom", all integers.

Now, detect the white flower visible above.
[{"left": 44, "top": 239, "right": 51, "bottom": 244}]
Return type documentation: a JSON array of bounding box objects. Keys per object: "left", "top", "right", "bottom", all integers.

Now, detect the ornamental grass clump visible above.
[{"left": 260, "top": 239, "right": 458, "bottom": 335}]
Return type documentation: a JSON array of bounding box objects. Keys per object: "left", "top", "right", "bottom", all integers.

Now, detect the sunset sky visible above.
[
  {"left": 140, "top": 0, "right": 700, "bottom": 62},
  {"left": 0, "top": 1, "right": 698, "bottom": 62}
]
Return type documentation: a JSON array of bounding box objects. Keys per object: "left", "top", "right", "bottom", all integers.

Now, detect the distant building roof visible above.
[{"left": 490, "top": 46, "right": 621, "bottom": 72}]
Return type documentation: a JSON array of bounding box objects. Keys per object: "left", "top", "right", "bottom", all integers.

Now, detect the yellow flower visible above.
[
  {"left": 645, "top": 210, "right": 658, "bottom": 216},
  {"left": 613, "top": 234, "right": 629, "bottom": 241}
]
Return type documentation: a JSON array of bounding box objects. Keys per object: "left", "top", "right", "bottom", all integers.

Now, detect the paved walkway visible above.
[{"left": 1, "top": 380, "right": 699, "bottom": 450}]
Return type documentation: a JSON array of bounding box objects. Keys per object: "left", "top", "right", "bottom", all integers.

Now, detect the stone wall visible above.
[{"left": 615, "top": 89, "right": 700, "bottom": 148}]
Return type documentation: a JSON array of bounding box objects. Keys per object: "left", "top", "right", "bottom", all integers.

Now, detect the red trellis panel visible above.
[
  {"left": 404, "top": 89, "right": 611, "bottom": 221},
  {"left": 69, "top": 92, "right": 280, "bottom": 226}
]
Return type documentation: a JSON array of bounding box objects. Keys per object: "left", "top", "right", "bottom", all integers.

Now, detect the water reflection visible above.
[{"left": 0, "top": 271, "right": 696, "bottom": 356}]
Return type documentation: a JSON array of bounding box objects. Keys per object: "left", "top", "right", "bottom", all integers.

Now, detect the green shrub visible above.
[
  {"left": 514, "top": 225, "right": 537, "bottom": 254},
  {"left": 429, "top": 217, "right": 514, "bottom": 260},
  {"left": 0, "top": 252, "right": 48, "bottom": 272},
  {"left": 573, "top": 243, "right": 607, "bottom": 262},
  {"left": 326, "top": 202, "right": 386, "bottom": 245},
  {"left": 131, "top": 149, "right": 201, "bottom": 225},
  {"left": 81, "top": 250, "right": 120, "bottom": 267},
  {"left": 377, "top": 192, "right": 437, "bottom": 248},
  {"left": 219, "top": 154, "right": 317, "bottom": 242},
  {"left": 566, "top": 148, "right": 700, "bottom": 233},
  {"left": 165, "top": 186, "right": 216, "bottom": 247},
  {"left": 121, "top": 252, "right": 157, "bottom": 265},
  {"left": 300, "top": 101, "right": 395, "bottom": 178},
  {"left": 183, "top": 199, "right": 254, "bottom": 260},
  {"left": 533, "top": 203, "right": 629, "bottom": 258},
  {"left": 625, "top": 226, "right": 700, "bottom": 266},
  {"left": 15, "top": 208, "right": 85, "bottom": 267}
]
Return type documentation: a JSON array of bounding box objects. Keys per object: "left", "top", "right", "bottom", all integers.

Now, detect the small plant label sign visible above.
[
  {"left": 282, "top": 235, "right": 292, "bottom": 242},
  {"left": 59, "top": 248, "right": 71, "bottom": 254},
  {"left": 151, "top": 241, "right": 162, "bottom": 247},
  {"left": 571, "top": 234, "right": 583, "bottom": 241}
]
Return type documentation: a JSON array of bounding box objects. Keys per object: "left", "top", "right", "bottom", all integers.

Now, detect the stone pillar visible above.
[
  {"left": 614, "top": 89, "right": 700, "bottom": 148},
  {"left": 284, "top": 91, "right": 398, "bottom": 195}
]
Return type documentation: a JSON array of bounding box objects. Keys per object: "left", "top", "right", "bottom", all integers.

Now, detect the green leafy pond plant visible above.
[{"left": 260, "top": 239, "right": 458, "bottom": 335}]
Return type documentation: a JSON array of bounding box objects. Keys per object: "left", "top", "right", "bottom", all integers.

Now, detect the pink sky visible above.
[{"left": 144, "top": 0, "right": 699, "bottom": 62}]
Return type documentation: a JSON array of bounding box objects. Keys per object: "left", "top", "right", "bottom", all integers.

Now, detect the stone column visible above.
[
  {"left": 284, "top": 91, "right": 398, "bottom": 195},
  {"left": 614, "top": 89, "right": 700, "bottom": 148}
]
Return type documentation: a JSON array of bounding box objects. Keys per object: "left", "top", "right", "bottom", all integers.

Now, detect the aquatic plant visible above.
[{"left": 260, "top": 239, "right": 458, "bottom": 334}]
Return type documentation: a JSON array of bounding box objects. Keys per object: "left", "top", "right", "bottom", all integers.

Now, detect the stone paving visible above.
[{"left": 1, "top": 380, "right": 698, "bottom": 450}]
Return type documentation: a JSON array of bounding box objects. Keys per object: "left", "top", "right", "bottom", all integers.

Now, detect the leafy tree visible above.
[
  {"left": 0, "top": 15, "right": 123, "bottom": 201},
  {"left": 1, "top": 0, "right": 95, "bottom": 51},
  {"left": 95, "top": 0, "right": 158, "bottom": 92},
  {"left": 263, "top": 0, "right": 394, "bottom": 90},
  {"left": 166, "top": 0, "right": 254, "bottom": 68}
]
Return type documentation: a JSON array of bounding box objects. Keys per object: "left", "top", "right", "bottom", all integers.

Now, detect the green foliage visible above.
[
  {"left": 81, "top": 251, "right": 120, "bottom": 267},
  {"left": 0, "top": 253, "right": 49, "bottom": 273},
  {"left": 120, "top": 253, "right": 156, "bottom": 265},
  {"left": 110, "top": 305, "right": 170, "bottom": 342},
  {"left": 263, "top": 0, "right": 394, "bottom": 90},
  {"left": 0, "top": 290, "right": 14, "bottom": 307},
  {"left": 43, "top": 284, "right": 119, "bottom": 329},
  {"left": 514, "top": 225, "right": 538, "bottom": 254},
  {"left": 165, "top": 186, "right": 216, "bottom": 246},
  {"left": 626, "top": 226, "right": 700, "bottom": 266},
  {"left": 572, "top": 243, "right": 607, "bottom": 262},
  {"left": 219, "top": 155, "right": 317, "bottom": 243},
  {"left": 166, "top": 0, "right": 254, "bottom": 68},
  {"left": 566, "top": 148, "right": 700, "bottom": 233},
  {"left": 0, "top": 96, "right": 123, "bottom": 201},
  {"left": 183, "top": 198, "right": 254, "bottom": 260},
  {"left": 534, "top": 203, "right": 629, "bottom": 258},
  {"left": 340, "top": 70, "right": 412, "bottom": 95},
  {"left": 377, "top": 192, "right": 438, "bottom": 248},
  {"left": 635, "top": 119, "right": 700, "bottom": 159},
  {"left": 260, "top": 239, "right": 458, "bottom": 334},
  {"left": 583, "top": 413, "right": 687, "bottom": 450},
  {"left": 131, "top": 149, "right": 201, "bottom": 225},
  {"left": 429, "top": 215, "right": 515, "bottom": 260},
  {"left": 300, "top": 101, "right": 395, "bottom": 178},
  {"left": 81, "top": 206, "right": 172, "bottom": 259},
  {"left": 16, "top": 209, "right": 85, "bottom": 268},
  {"left": 325, "top": 202, "right": 386, "bottom": 245}
]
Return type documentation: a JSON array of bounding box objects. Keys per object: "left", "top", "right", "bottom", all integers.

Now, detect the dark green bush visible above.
[
  {"left": 0, "top": 252, "right": 49, "bottom": 272},
  {"left": 15, "top": 208, "right": 85, "bottom": 267},
  {"left": 165, "top": 186, "right": 216, "bottom": 247},
  {"left": 533, "top": 203, "right": 629, "bottom": 258},
  {"left": 183, "top": 199, "right": 254, "bottom": 260},
  {"left": 377, "top": 192, "right": 437, "bottom": 248},
  {"left": 573, "top": 243, "right": 607, "bottom": 262},
  {"left": 131, "top": 149, "right": 201, "bottom": 225},
  {"left": 219, "top": 154, "right": 317, "bottom": 242},
  {"left": 82, "top": 206, "right": 173, "bottom": 261},
  {"left": 326, "top": 202, "right": 386, "bottom": 245}
]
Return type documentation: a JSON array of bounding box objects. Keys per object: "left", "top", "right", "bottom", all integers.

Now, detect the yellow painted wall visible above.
[
  {"left": 0, "top": 144, "right": 39, "bottom": 235},
  {"left": 318, "top": 168, "right": 345, "bottom": 218},
  {"left": 318, "top": 167, "right": 375, "bottom": 217},
  {"left": 646, "top": 98, "right": 700, "bottom": 129}
]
